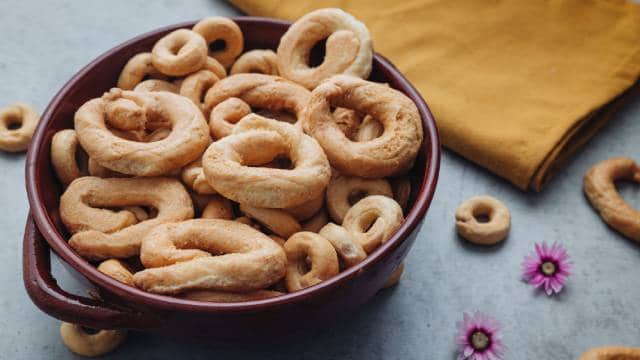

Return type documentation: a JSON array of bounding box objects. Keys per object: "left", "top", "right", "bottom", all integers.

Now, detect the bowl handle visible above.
[{"left": 22, "top": 215, "right": 161, "bottom": 330}]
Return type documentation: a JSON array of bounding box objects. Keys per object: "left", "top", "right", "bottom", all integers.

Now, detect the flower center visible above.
[
  {"left": 470, "top": 331, "right": 490, "bottom": 351},
  {"left": 541, "top": 261, "right": 556, "bottom": 276}
]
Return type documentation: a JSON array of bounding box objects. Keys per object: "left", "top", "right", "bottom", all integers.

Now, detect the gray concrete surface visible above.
[{"left": 1, "top": 1, "right": 639, "bottom": 359}]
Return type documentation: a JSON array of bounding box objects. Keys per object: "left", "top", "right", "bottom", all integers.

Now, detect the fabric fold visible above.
[{"left": 230, "top": 0, "right": 640, "bottom": 190}]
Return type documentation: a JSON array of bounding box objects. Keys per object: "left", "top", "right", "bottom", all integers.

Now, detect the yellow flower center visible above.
[
  {"left": 541, "top": 261, "right": 556, "bottom": 276},
  {"left": 471, "top": 331, "right": 490, "bottom": 350}
]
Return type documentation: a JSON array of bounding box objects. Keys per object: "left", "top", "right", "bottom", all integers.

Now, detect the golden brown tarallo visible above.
[
  {"left": 59, "top": 323, "right": 126, "bottom": 357},
  {"left": 584, "top": 157, "right": 640, "bottom": 242},
  {"left": 304, "top": 75, "right": 422, "bottom": 178},
  {"left": 230, "top": 49, "right": 279, "bottom": 75},
  {"left": 50, "top": 130, "right": 88, "bottom": 186},
  {"left": 455, "top": 196, "right": 511, "bottom": 245},
  {"left": 74, "top": 89, "right": 209, "bottom": 176},
  {"left": 151, "top": 29, "right": 207, "bottom": 76},
  {"left": 0, "top": 103, "right": 39, "bottom": 152},
  {"left": 284, "top": 232, "right": 339, "bottom": 292},
  {"left": 203, "top": 115, "right": 331, "bottom": 208},
  {"left": 134, "top": 219, "right": 286, "bottom": 294},
  {"left": 342, "top": 195, "right": 404, "bottom": 254},
  {"left": 193, "top": 17, "right": 244, "bottom": 68},
  {"left": 277, "top": 8, "right": 372, "bottom": 89},
  {"left": 204, "top": 74, "right": 311, "bottom": 137},
  {"left": 60, "top": 177, "right": 193, "bottom": 260},
  {"left": 326, "top": 175, "right": 393, "bottom": 224},
  {"left": 179, "top": 69, "right": 220, "bottom": 113},
  {"left": 116, "top": 52, "right": 167, "bottom": 90},
  {"left": 578, "top": 346, "right": 640, "bottom": 360}
]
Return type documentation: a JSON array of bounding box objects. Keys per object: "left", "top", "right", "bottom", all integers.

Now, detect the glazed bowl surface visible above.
[{"left": 23, "top": 16, "right": 440, "bottom": 337}]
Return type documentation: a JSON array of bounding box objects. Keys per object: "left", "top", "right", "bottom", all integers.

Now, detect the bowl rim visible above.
[{"left": 25, "top": 16, "right": 440, "bottom": 313}]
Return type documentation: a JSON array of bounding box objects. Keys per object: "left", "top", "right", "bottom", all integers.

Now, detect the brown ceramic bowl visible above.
[{"left": 23, "top": 17, "right": 440, "bottom": 339}]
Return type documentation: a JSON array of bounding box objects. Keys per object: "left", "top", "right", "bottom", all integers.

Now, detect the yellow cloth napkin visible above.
[{"left": 230, "top": 0, "right": 640, "bottom": 190}]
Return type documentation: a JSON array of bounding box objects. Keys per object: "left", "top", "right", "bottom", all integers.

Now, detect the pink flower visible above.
[
  {"left": 455, "top": 312, "right": 505, "bottom": 360},
  {"left": 522, "top": 242, "right": 572, "bottom": 296}
]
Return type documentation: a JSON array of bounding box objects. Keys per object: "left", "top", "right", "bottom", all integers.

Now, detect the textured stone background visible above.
[{"left": 0, "top": 1, "right": 638, "bottom": 358}]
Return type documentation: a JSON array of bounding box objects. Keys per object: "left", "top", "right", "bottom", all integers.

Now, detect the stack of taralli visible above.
[{"left": 51, "top": 8, "right": 423, "bottom": 306}]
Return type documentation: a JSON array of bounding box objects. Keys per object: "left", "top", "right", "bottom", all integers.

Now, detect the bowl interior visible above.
[{"left": 26, "top": 17, "right": 440, "bottom": 311}]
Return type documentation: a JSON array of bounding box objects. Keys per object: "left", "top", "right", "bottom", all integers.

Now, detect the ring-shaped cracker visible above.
[
  {"left": 342, "top": 195, "right": 404, "bottom": 253},
  {"left": 60, "top": 177, "right": 193, "bottom": 260},
  {"left": 193, "top": 17, "right": 244, "bottom": 68},
  {"left": 230, "top": 49, "right": 279, "bottom": 76},
  {"left": 134, "top": 219, "right": 286, "bottom": 294},
  {"left": 277, "top": 8, "right": 372, "bottom": 89},
  {"left": 584, "top": 157, "right": 640, "bottom": 242},
  {"left": 326, "top": 175, "right": 393, "bottom": 224},
  {"left": 151, "top": 29, "right": 207, "bottom": 76},
  {"left": 284, "top": 231, "right": 339, "bottom": 292},
  {"left": 455, "top": 196, "right": 511, "bottom": 245},
  {"left": 303, "top": 75, "right": 422, "bottom": 178},
  {"left": 0, "top": 103, "right": 39, "bottom": 152},
  {"left": 202, "top": 115, "right": 331, "bottom": 208},
  {"left": 74, "top": 89, "right": 209, "bottom": 176},
  {"left": 204, "top": 74, "right": 310, "bottom": 137}
]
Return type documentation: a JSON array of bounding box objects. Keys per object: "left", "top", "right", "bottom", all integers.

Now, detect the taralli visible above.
[
  {"left": 134, "top": 219, "right": 286, "bottom": 294},
  {"left": 343, "top": 195, "right": 404, "bottom": 253},
  {"left": 235, "top": 216, "right": 261, "bottom": 230},
  {"left": 455, "top": 196, "right": 511, "bottom": 245},
  {"left": 204, "top": 74, "right": 311, "bottom": 135},
  {"left": 578, "top": 346, "right": 640, "bottom": 360},
  {"left": 277, "top": 8, "right": 372, "bottom": 89},
  {"left": 50, "top": 10, "right": 424, "bottom": 304},
  {"left": 301, "top": 208, "right": 330, "bottom": 233},
  {"left": 104, "top": 97, "right": 146, "bottom": 131},
  {"left": 181, "top": 159, "right": 217, "bottom": 194},
  {"left": 332, "top": 108, "right": 363, "bottom": 138},
  {"left": 203, "top": 57, "right": 228, "bottom": 79},
  {"left": 60, "top": 177, "right": 193, "bottom": 260},
  {"left": 0, "top": 103, "right": 39, "bottom": 152},
  {"left": 284, "top": 232, "right": 339, "bottom": 292},
  {"left": 193, "top": 17, "right": 244, "bottom": 68},
  {"left": 87, "top": 158, "right": 125, "bottom": 178},
  {"left": 97, "top": 259, "right": 134, "bottom": 286},
  {"left": 151, "top": 29, "right": 207, "bottom": 76},
  {"left": 285, "top": 193, "right": 325, "bottom": 221},
  {"left": 391, "top": 177, "right": 412, "bottom": 211},
  {"left": 382, "top": 262, "right": 404, "bottom": 288},
  {"left": 354, "top": 116, "right": 383, "bottom": 142},
  {"left": 201, "top": 195, "right": 234, "bottom": 220},
  {"left": 59, "top": 322, "right": 126, "bottom": 357},
  {"left": 202, "top": 115, "right": 331, "bottom": 208},
  {"left": 304, "top": 75, "right": 423, "bottom": 178},
  {"left": 181, "top": 289, "right": 283, "bottom": 303},
  {"left": 116, "top": 52, "right": 166, "bottom": 90},
  {"left": 133, "top": 79, "right": 178, "bottom": 93},
  {"left": 51, "top": 130, "right": 88, "bottom": 186},
  {"left": 584, "top": 157, "right": 640, "bottom": 242},
  {"left": 207, "top": 97, "right": 251, "bottom": 139},
  {"left": 318, "top": 223, "right": 366, "bottom": 268},
  {"left": 230, "top": 49, "right": 279, "bottom": 75},
  {"left": 75, "top": 89, "right": 209, "bottom": 176},
  {"left": 122, "top": 206, "right": 151, "bottom": 222},
  {"left": 326, "top": 175, "right": 393, "bottom": 224},
  {"left": 179, "top": 69, "right": 220, "bottom": 113},
  {"left": 240, "top": 204, "right": 302, "bottom": 238}
]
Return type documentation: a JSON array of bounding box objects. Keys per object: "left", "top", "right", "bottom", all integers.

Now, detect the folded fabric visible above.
[{"left": 230, "top": 0, "right": 640, "bottom": 190}]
